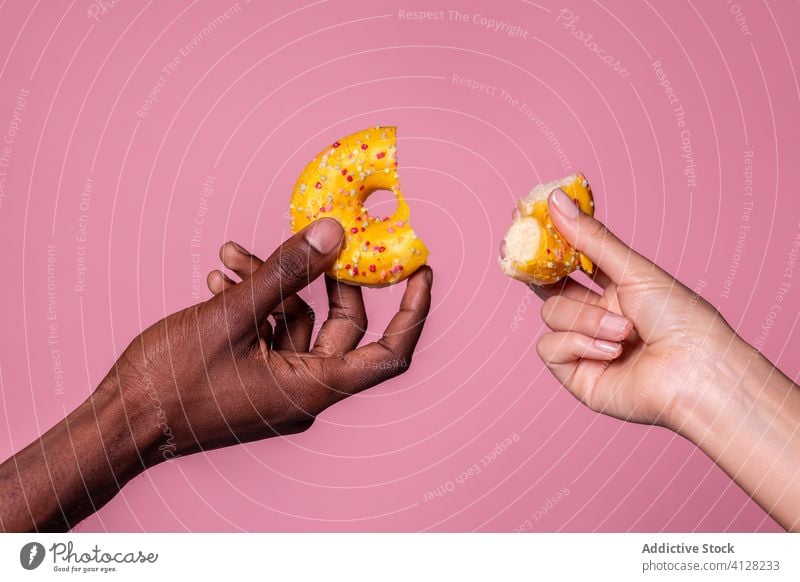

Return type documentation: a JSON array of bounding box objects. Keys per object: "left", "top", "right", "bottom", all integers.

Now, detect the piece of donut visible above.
[
  {"left": 499, "top": 172, "right": 595, "bottom": 285},
  {"left": 289, "top": 126, "right": 429, "bottom": 287}
]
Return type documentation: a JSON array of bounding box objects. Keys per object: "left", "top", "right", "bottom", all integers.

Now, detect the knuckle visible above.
[
  {"left": 275, "top": 246, "right": 310, "bottom": 283},
  {"left": 384, "top": 357, "right": 410, "bottom": 380},
  {"left": 393, "top": 354, "right": 411, "bottom": 375},
  {"left": 588, "top": 305, "right": 606, "bottom": 328},
  {"left": 331, "top": 306, "right": 367, "bottom": 331},
  {"left": 376, "top": 341, "right": 411, "bottom": 376},
  {"left": 584, "top": 218, "right": 607, "bottom": 241},
  {"left": 349, "top": 311, "right": 368, "bottom": 331},
  {"left": 628, "top": 265, "right": 660, "bottom": 288}
]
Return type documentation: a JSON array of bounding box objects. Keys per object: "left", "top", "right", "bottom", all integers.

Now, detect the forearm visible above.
[
  {"left": 671, "top": 337, "right": 800, "bottom": 531},
  {"left": 0, "top": 386, "right": 154, "bottom": 532}
]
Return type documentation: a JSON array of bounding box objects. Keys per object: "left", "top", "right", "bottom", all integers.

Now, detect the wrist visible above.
[
  {"left": 661, "top": 332, "right": 800, "bottom": 530},
  {"left": 9, "top": 386, "right": 157, "bottom": 530},
  {"left": 664, "top": 333, "right": 773, "bottom": 442},
  {"left": 94, "top": 372, "right": 175, "bottom": 471}
]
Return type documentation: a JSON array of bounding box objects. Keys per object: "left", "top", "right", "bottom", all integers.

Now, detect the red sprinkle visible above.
[
  {"left": 360, "top": 227, "right": 366, "bottom": 232},
  {"left": 376, "top": 151, "right": 386, "bottom": 159},
  {"left": 315, "top": 182, "right": 322, "bottom": 189},
  {"left": 352, "top": 268, "right": 359, "bottom": 276},
  {"left": 378, "top": 246, "right": 386, "bottom": 252},
  {"left": 345, "top": 264, "right": 351, "bottom": 269},
  {"left": 361, "top": 271, "right": 365, "bottom": 276},
  {"left": 347, "top": 175, "right": 353, "bottom": 182},
  {"left": 332, "top": 141, "right": 341, "bottom": 148},
  {"left": 359, "top": 185, "right": 365, "bottom": 191},
  {"left": 361, "top": 144, "right": 368, "bottom": 150},
  {"left": 350, "top": 227, "right": 358, "bottom": 234},
  {"left": 341, "top": 168, "right": 348, "bottom": 175},
  {"left": 546, "top": 248, "right": 551, "bottom": 254},
  {"left": 369, "top": 265, "right": 376, "bottom": 272}
]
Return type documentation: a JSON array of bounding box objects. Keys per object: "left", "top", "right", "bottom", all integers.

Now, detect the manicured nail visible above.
[
  {"left": 305, "top": 218, "right": 343, "bottom": 253},
  {"left": 423, "top": 266, "right": 433, "bottom": 285},
  {"left": 549, "top": 188, "right": 579, "bottom": 219},
  {"left": 593, "top": 339, "right": 621, "bottom": 354},
  {"left": 599, "top": 313, "right": 632, "bottom": 339}
]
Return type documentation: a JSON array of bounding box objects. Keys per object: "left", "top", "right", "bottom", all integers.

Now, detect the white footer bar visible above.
[{"left": 1, "top": 533, "right": 797, "bottom": 580}]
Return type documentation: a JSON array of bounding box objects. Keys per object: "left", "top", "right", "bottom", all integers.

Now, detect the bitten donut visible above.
[
  {"left": 289, "top": 126, "right": 429, "bottom": 287},
  {"left": 499, "top": 172, "right": 595, "bottom": 285}
]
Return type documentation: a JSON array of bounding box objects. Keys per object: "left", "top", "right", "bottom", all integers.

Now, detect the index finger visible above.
[
  {"left": 547, "top": 188, "right": 661, "bottom": 286},
  {"left": 215, "top": 218, "right": 343, "bottom": 338}
]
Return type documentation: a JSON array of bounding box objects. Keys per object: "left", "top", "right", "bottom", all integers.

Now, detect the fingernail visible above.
[
  {"left": 599, "top": 313, "right": 632, "bottom": 339},
  {"left": 593, "top": 339, "right": 621, "bottom": 354},
  {"left": 305, "top": 218, "right": 343, "bottom": 253},
  {"left": 549, "top": 188, "right": 579, "bottom": 219}
]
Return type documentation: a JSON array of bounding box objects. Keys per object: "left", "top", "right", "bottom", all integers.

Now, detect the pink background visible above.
[{"left": 1, "top": 0, "right": 798, "bottom": 532}]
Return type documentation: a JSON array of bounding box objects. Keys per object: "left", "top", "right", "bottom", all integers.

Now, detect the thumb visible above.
[
  {"left": 221, "top": 218, "right": 343, "bottom": 337},
  {"left": 548, "top": 187, "right": 656, "bottom": 286}
]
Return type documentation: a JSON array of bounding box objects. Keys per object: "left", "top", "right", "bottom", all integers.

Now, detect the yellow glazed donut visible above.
[
  {"left": 290, "top": 126, "right": 429, "bottom": 287},
  {"left": 499, "top": 172, "right": 595, "bottom": 285}
]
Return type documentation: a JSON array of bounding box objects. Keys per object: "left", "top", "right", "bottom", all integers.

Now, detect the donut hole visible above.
[{"left": 362, "top": 188, "right": 398, "bottom": 219}]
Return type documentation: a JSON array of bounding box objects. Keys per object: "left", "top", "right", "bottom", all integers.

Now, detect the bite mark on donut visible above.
[{"left": 499, "top": 172, "right": 595, "bottom": 286}]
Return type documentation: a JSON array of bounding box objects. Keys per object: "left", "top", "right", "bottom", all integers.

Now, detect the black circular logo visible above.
[{"left": 19, "top": 542, "right": 45, "bottom": 570}]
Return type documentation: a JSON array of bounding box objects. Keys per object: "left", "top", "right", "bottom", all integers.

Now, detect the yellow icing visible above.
[
  {"left": 512, "top": 172, "right": 595, "bottom": 285},
  {"left": 290, "top": 126, "right": 429, "bottom": 287}
]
